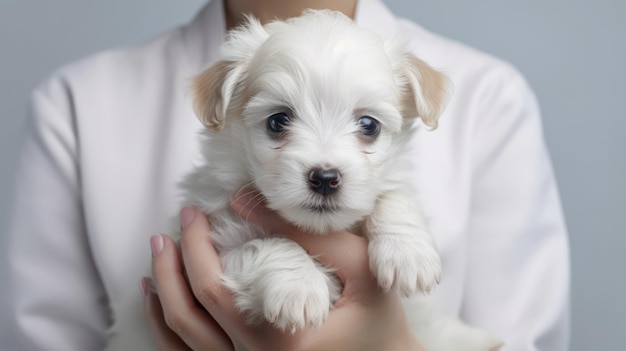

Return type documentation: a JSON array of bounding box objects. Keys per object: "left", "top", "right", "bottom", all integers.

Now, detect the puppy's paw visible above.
[
  {"left": 261, "top": 269, "right": 333, "bottom": 333},
  {"left": 368, "top": 236, "right": 442, "bottom": 296},
  {"left": 222, "top": 237, "right": 339, "bottom": 333}
]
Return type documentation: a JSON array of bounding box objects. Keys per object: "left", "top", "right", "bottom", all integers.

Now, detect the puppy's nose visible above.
[{"left": 308, "top": 168, "right": 342, "bottom": 196}]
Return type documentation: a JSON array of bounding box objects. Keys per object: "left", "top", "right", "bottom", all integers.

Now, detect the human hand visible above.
[{"left": 142, "top": 189, "right": 425, "bottom": 351}]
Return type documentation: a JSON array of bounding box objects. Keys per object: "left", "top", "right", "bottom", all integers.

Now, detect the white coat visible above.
[{"left": 0, "top": 0, "right": 570, "bottom": 349}]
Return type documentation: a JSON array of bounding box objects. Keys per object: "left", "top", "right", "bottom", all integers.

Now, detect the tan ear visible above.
[
  {"left": 191, "top": 15, "right": 269, "bottom": 132},
  {"left": 400, "top": 56, "right": 451, "bottom": 129},
  {"left": 191, "top": 60, "right": 236, "bottom": 132}
]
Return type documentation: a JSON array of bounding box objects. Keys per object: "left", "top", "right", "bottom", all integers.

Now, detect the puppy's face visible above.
[{"left": 193, "top": 11, "right": 449, "bottom": 233}]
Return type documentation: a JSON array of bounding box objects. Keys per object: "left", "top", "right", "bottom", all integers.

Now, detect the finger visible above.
[
  {"left": 229, "top": 187, "right": 371, "bottom": 281},
  {"left": 177, "top": 207, "right": 246, "bottom": 330},
  {"left": 151, "top": 234, "right": 233, "bottom": 350},
  {"left": 142, "top": 277, "right": 191, "bottom": 350}
]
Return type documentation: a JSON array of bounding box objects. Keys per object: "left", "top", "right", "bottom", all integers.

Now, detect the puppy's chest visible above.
[{"left": 206, "top": 208, "right": 370, "bottom": 254}]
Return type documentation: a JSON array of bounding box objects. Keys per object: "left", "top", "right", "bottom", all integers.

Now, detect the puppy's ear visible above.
[
  {"left": 397, "top": 55, "right": 451, "bottom": 129},
  {"left": 192, "top": 15, "right": 268, "bottom": 132},
  {"left": 191, "top": 60, "right": 240, "bottom": 132}
]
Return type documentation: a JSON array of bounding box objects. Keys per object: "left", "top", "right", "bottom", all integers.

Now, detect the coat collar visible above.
[
  {"left": 181, "top": 0, "right": 399, "bottom": 71},
  {"left": 181, "top": 0, "right": 227, "bottom": 72}
]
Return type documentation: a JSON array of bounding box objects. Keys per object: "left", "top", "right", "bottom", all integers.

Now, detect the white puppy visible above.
[
  {"left": 188, "top": 9, "right": 442, "bottom": 327},
  {"left": 102, "top": 11, "right": 501, "bottom": 351},
  {"left": 180, "top": 10, "right": 501, "bottom": 350}
]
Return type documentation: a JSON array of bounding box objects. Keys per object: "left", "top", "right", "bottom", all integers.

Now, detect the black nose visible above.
[{"left": 308, "top": 168, "right": 342, "bottom": 196}]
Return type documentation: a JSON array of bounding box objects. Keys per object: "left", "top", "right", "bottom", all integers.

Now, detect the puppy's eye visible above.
[
  {"left": 267, "top": 112, "right": 291, "bottom": 135},
  {"left": 357, "top": 116, "right": 381, "bottom": 138}
]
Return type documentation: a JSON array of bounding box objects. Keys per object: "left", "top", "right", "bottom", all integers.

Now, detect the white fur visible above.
[{"left": 179, "top": 10, "right": 502, "bottom": 350}]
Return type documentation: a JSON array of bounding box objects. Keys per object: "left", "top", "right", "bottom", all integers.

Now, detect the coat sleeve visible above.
[
  {"left": 461, "top": 66, "right": 570, "bottom": 350},
  {"left": 0, "top": 76, "right": 110, "bottom": 350}
]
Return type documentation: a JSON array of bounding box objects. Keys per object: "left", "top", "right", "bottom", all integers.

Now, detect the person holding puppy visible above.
[{"left": 0, "top": 0, "right": 570, "bottom": 350}]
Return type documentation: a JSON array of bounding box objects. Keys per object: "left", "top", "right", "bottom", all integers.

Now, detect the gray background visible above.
[{"left": 0, "top": 0, "right": 624, "bottom": 349}]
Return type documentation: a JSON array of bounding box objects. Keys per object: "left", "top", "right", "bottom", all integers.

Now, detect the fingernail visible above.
[
  {"left": 180, "top": 206, "right": 196, "bottom": 230},
  {"left": 150, "top": 234, "right": 163, "bottom": 256},
  {"left": 139, "top": 277, "right": 150, "bottom": 297}
]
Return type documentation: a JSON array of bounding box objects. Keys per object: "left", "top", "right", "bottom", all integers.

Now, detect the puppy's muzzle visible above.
[{"left": 308, "top": 168, "right": 342, "bottom": 197}]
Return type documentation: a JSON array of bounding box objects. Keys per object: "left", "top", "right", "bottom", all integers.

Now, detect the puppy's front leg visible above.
[
  {"left": 220, "top": 237, "right": 341, "bottom": 333},
  {"left": 365, "top": 191, "right": 442, "bottom": 297}
]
